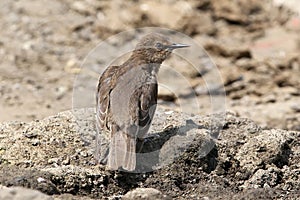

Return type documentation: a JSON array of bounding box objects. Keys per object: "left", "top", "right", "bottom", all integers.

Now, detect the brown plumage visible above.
[{"left": 96, "top": 33, "right": 189, "bottom": 171}]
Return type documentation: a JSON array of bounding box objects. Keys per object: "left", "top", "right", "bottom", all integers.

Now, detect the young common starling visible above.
[{"left": 96, "top": 33, "right": 189, "bottom": 171}]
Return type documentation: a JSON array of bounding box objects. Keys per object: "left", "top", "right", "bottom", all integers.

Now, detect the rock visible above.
[
  {"left": 0, "top": 186, "right": 53, "bottom": 200},
  {"left": 242, "top": 167, "right": 282, "bottom": 189},
  {"left": 0, "top": 108, "right": 299, "bottom": 199},
  {"left": 178, "top": 12, "right": 216, "bottom": 36},
  {"left": 291, "top": 104, "right": 300, "bottom": 112},
  {"left": 71, "top": 1, "right": 95, "bottom": 15},
  {"left": 1, "top": 1, "right": 300, "bottom": 199},
  {"left": 123, "top": 188, "right": 170, "bottom": 200},
  {"left": 235, "top": 129, "right": 293, "bottom": 173},
  {"left": 42, "top": 165, "right": 108, "bottom": 196},
  {"left": 205, "top": 42, "right": 251, "bottom": 59},
  {"left": 286, "top": 115, "right": 300, "bottom": 131},
  {"left": 54, "top": 86, "right": 68, "bottom": 100},
  {"left": 262, "top": 94, "right": 276, "bottom": 103},
  {"left": 211, "top": 0, "right": 285, "bottom": 26},
  {"left": 0, "top": 167, "right": 59, "bottom": 195},
  {"left": 157, "top": 85, "right": 176, "bottom": 102},
  {"left": 139, "top": 1, "right": 189, "bottom": 29},
  {"left": 212, "top": 0, "right": 249, "bottom": 24}
]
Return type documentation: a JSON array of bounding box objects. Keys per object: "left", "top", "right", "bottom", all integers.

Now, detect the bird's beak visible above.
[{"left": 167, "top": 43, "right": 190, "bottom": 49}]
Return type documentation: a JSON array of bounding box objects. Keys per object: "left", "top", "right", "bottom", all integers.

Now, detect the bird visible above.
[{"left": 95, "top": 33, "right": 189, "bottom": 171}]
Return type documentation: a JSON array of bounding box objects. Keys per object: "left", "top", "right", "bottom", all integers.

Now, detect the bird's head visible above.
[{"left": 133, "top": 33, "right": 189, "bottom": 64}]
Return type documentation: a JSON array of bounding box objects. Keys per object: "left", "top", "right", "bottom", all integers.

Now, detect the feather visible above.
[
  {"left": 95, "top": 33, "right": 188, "bottom": 171},
  {"left": 108, "top": 131, "right": 136, "bottom": 171}
]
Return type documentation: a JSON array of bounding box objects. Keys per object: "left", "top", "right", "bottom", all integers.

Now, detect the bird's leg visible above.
[{"left": 136, "top": 137, "right": 146, "bottom": 153}]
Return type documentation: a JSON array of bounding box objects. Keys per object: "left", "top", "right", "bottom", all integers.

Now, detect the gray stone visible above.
[
  {"left": 123, "top": 188, "right": 170, "bottom": 200},
  {"left": 0, "top": 186, "right": 53, "bottom": 200}
]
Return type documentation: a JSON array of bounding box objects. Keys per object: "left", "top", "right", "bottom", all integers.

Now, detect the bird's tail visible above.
[{"left": 108, "top": 132, "right": 136, "bottom": 171}]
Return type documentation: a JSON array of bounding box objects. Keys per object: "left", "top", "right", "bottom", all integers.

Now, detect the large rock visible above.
[{"left": 0, "top": 108, "right": 299, "bottom": 199}]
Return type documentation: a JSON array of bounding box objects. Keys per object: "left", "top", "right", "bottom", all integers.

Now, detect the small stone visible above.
[
  {"left": 291, "top": 104, "right": 300, "bottom": 112},
  {"left": 48, "top": 158, "right": 59, "bottom": 164},
  {"left": 71, "top": 1, "right": 94, "bottom": 15},
  {"left": 80, "top": 151, "right": 88, "bottom": 157},
  {"left": 37, "top": 177, "right": 46, "bottom": 183},
  {"left": 263, "top": 94, "right": 276, "bottom": 103},
  {"left": 123, "top": 188, "right": 171, "bottom": 200},
  {"left": 55, "top": 86, "right": 68, "bottom": 100},
  {"left": 62, "top": 157, "right": 70, "bottom": 165},
  {"left": 31, "top": 139, "right": 40, "bottom": 146}
]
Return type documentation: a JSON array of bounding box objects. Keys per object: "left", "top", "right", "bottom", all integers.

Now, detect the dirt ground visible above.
[
  {"left": 0, "top": 0, "right": 299, "bottom": 130},
  {"left": 0, "top": 107, "right": 299, "bottom": 199},
  {"left": 0, "top": 0, "right": 300, "bottom": 199}
]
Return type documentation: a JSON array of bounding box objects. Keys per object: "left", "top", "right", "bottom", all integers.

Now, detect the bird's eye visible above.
[{"left": 155, "top": 42, "right": 163, "bottom": 49}]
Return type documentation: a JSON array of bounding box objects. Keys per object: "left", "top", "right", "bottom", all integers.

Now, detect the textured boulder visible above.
[{"left": 0, "top": 108, "right": 299, "bottom": 199}]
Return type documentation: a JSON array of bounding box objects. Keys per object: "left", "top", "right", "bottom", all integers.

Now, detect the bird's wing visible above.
[
  {"left": 96, "top": 66, "right": 119, "bottom": 131},
  {"left": 95, "top": 66, "right": 119, "bottom": 164},
  {"left": 130, "top": 82, "right": 158, "bottom": 137}
]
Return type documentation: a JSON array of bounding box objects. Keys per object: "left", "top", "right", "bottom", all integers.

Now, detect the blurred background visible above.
[{"left": 0, "top": 0, "right": 299, "bottom": 130}]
